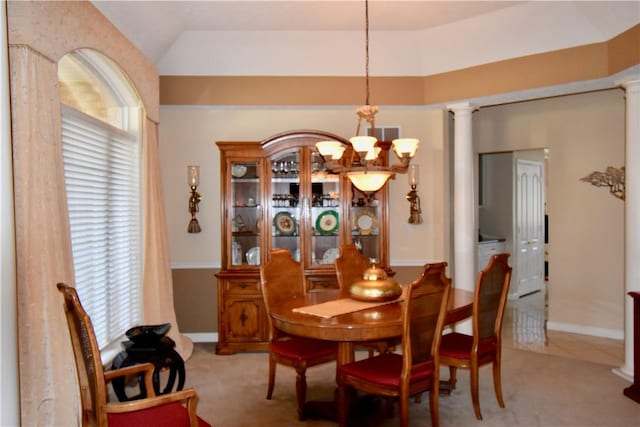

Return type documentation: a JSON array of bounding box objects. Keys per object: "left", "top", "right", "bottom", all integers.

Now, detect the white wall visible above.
[
  {"left": 475, "top": 89, "right": 625, "bottom": 337},
  {"left": 159, "top": 106, "right": 448, "bottom": 269}
]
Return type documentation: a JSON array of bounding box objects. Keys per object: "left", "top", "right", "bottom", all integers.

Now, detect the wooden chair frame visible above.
[
  {"left": 260, "top": 249, "right": 338, "bottom": 419},
  {"left": 335, "top": 243, "right": 400, "bottom": 355},
  {"left": 337, "top": 262, "right": 451, "bottom": 427},
  {"left": 439, "top": 253, "right": 512, "bottom": 420},
  {"left": 57, "top": 283, "right": 204, "bottom": 427}
]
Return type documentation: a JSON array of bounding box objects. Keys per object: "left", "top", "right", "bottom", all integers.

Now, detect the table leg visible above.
[
  {"left": 337, "top": 342, "right": 354, "bottom": 367},
  {"left": 303, "top": 341, "right": 355, "bottom": 421}
]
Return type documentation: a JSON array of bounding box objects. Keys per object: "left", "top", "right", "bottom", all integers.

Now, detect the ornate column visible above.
[
  {"left": 615, "top": 77, "right": 640, "bottom": 381},
  {"left": 448, "top": 102, "right": 476, "bottom": 333}
]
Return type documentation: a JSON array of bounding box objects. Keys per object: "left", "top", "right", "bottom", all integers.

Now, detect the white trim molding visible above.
[
  {"left": 546, "top": 321, "right": 624, "bottom": 340},
  {"left": 185, "top": 332, "right": 218, "bottom": 343}
]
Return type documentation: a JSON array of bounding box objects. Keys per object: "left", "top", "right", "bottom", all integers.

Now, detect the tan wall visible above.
[
  {"left": 159, "top": 24, "right": 639, "bottom": 107},
  {"left": 159, "top": 107, "right": 448, "bottom": 270},
  {"left": 162, "top": 107, "right": 449, "bottom": 334},
  {"left": 474, "top": 89, "right": 625, "bottom": 334},
  {"left": 172, "top": 90, "right": 626, "bottom": 336},
  {"left": 172, "top": 269, "right": 218, "bottom": 332},
  {"left": 163, "top": 26, "right": 637, "bottom": 338}
]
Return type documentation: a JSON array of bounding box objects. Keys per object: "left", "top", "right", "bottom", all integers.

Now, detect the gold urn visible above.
[{"left": 349, "top": 262, "right": 403, "bottom": 302}]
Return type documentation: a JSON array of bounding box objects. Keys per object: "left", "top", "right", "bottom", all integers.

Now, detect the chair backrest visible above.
[
  {"left": 401, "top": 262, "right": 451, "bottom": 377},
  {"left": 335, "top": 243, "right": 369, "bottom": 291},
  {"left": 260, "top": 249, "right": 306, "bottom": 334},
  {"left": 57, "top": 282, "right": 108, "bottom": 426},
  {"left": 473, "top": 253, "right": 512, "bottom": 342}
]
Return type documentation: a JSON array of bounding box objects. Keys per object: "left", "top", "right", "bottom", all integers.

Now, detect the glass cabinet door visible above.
[
  {"left": 310, "top": 149, "right": 341, "bottom": 267},
  {"left": 349, "top": 186, "right": 381, "bottom": 263},
  {"left": 230, "top": 160, "right": 261, "bottom": 267},
  {"left": 270, "top": 150, "right": 301, "bottom": 263}
]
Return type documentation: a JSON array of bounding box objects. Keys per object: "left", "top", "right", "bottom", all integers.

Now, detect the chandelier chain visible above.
[{"left": 365, "top": 0, "right": 370, "bottom": 106}]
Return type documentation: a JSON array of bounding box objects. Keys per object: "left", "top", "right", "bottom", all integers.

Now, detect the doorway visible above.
[{"left": 478, "top": 149, "right": 547, "bottom": 298}]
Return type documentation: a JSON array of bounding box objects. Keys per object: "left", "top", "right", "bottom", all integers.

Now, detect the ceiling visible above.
[
  {"left": 90, "top": 1, "right": 639, "bottom": 106},
  {"left": 91, "top": 0, "right": 528, "bottom": 63}
]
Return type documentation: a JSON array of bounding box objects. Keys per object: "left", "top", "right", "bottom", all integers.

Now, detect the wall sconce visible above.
[
  {"left": 187, "top": 165, "right": 202, "bottom": 233},
  {"left": 406, "top": 164, "right": 423, "bottom": 224}
]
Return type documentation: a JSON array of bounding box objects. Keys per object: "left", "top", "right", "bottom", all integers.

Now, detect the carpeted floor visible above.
[{"left": 182, "top": 343, "right": 640, "bottom": 427}]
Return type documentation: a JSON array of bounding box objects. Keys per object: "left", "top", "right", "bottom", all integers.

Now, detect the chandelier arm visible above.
[{"left": 314, "top": 0, "right": 419, "bottom": 195}]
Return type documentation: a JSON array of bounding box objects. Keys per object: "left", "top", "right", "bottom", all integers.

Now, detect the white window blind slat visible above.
[{"left": 61, "top": 106, "right": 141, "bottom": 349}]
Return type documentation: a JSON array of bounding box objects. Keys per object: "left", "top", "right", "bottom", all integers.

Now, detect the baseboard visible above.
[
  {"left": 184, "top": 332, "right": 218, "bottom": 343},
  {"left": 546, "top": 321, "right": 623, "bottom": 340}
]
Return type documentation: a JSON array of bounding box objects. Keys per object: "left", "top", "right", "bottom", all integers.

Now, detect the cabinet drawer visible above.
[
  {"left": 477, "top": 242, "right": 505, "bottom": 271},
  {"left": 225, "top": 278, "right": 261, "bottom": 294}
]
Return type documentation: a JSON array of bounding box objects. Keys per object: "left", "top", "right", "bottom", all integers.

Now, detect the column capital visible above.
[
  {"left": 616, "top": 75, "right": 640, "bottom": 91},
  {"left": 447, "top": 102, "right": 476, "bottom": 113}
]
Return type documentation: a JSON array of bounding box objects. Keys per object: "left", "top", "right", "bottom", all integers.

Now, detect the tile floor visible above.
[{"left": 502, "top": 282, "right": 624, "bottom": 367}]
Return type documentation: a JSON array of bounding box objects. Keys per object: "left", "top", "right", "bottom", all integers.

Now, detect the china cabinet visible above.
[{"left": 215, "top": 130, "right": 391, "bottom": 354}]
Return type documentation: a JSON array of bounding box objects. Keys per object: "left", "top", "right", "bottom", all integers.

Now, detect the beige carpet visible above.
[{"left": 182, "top": 343, "right": 640, "bottom": 427}]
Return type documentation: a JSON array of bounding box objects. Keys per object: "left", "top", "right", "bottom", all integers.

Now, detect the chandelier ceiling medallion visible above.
[{"left": 315, "top": 0, "right": 419, "bottom": 193}]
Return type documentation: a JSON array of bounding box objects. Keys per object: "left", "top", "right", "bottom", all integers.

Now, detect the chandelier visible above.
[{"left": 315, "top": 0, "right": 419, "bottom": 193}]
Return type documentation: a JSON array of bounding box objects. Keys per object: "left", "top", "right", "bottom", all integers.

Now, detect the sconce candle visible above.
[
  {"left": 187, "top": 165, "right": 202, "bottom": 233},
  {"left": 188, "top": 165, "right": 200, "bottom": 187},
  {"left": 408, "top": 164, "right": 419, "bottom": 187},
  {"left": 406, "top": 164, "right": 423, "bottom": 224}
]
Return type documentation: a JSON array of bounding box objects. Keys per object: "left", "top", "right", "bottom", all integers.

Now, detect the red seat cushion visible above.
[
  {"left": 108, "top": 402, "right": 211, "bottom": 427},
  {"left": 439, "top": 332, "right": 497, "bottom": 360},
  {"left": 271, "top": 337, "right": 337, "bottom": 361},
  {"left": 339, "top": 353, "right": 435, "bottom": 388}
]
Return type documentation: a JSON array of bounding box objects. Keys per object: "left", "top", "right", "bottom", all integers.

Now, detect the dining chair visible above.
[
  {"left": 438, "top": 253, "right": 512, "bottom": 420},
  {"left": 335, "top": 243, "right": 400, "bottom": 356},
  {"left": 56, "top": 283, "right": 211, "bottom": 427},
  {"left": 260, "top": 249, "right": 338, "bottom": 420},
  {"left": 336, "top": 262, "right": 451, "bottom": 427}
]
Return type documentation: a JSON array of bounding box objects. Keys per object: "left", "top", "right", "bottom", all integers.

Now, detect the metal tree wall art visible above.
[{"left": 580, "top": 166, "right": 625, "bottom": 200}]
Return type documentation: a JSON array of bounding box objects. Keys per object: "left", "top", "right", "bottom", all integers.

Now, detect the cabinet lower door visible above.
[{"left": 219, "top": 296, "right": 268, "bottom": 353}]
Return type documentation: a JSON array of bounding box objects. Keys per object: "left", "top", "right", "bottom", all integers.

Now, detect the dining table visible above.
[
  {"left": 268, "top": 287, "right": 474, "bottom": 419},
  {"left": 270, "top": 287, "right": 474, "bottom": 366}
]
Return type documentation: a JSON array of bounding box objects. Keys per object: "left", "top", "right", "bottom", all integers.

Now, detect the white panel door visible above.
[{"left": 515, "top": 159, "right": 544, "bottom": 296}]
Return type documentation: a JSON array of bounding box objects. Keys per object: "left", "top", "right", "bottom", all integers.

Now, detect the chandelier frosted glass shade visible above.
[
  {"left": 346, "top": 170, "right": 394, "bottom": 193},
  {"left": 392, "top": 138, "right": 420, "bottom": 158},
  {"left": 316, "top": 140, "right": 346, "bottom": 160}
]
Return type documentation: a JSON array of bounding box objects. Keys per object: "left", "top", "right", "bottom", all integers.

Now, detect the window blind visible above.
[{"left": 61, "top": 105, "right": 141, "bottom": 349}]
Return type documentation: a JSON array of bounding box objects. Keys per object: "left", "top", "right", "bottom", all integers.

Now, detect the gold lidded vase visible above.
[{"left": 349, "top": 259, "right": 402, "bottom": 302}]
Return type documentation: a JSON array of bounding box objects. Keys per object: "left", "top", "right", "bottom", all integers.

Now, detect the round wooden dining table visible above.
[{"left": 269, "top": 288, "right": 474, "bottom": 367}]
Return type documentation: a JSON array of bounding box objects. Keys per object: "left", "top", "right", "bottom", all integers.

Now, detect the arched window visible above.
[{"left": 58, "top": 49, "right": 142, "bottom": 350}]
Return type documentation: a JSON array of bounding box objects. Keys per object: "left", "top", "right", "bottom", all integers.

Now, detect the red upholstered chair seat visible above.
[
  {"left": 440, "top": 332, "right": 497, "bottom": 360},
  {"left": 108, "top": 402, "right": 211, "bottom": 427},
  {"left": 339, "top": 353, "right": 435, "bottom": 388},
  {"left": 271, "top": 337, "right": 337, "bottom": 361}
]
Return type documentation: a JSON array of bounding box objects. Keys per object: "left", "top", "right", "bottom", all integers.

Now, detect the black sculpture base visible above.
[{"left": 111, "top": 335, "right": 185, "bottom": 402}]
